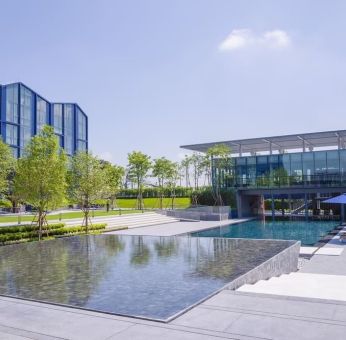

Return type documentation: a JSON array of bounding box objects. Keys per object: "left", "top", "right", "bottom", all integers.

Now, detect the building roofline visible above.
[
  {"left": 2, "top": 82, "right": 87, "bottom": 115},
  {"left": 181, "top": 129, "right": 346, "bottom": 155}
]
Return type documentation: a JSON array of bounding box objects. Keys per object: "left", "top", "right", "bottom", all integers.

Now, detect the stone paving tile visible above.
[
  {"left": 106, "top": 323, "right": 249, "bottom": 340},
  {"left": 0, "top": 301, "right": 133, "bottom": 340},
  {"left": 225, "top": 312, "right": 346, "bottom": 340},
  {"left": 201, "top": 291, "right": 340, "bottom": 321},
  {"left": 0, "top": 324, "right": 61, "bottom": 340},
  {"left": 172, "top": 307, "right": 242, "bottom": 332}
]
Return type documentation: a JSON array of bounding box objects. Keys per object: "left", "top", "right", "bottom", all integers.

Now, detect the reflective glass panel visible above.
[
  {"left": 6, "top": 84, "right": 19, "bottom": 124},
  {"left": 6, "top": 124, "right": 18, "bottom": 146},
  {"left": 36, "top": 97, "right": 49, "bottom": 132},
  {"left": 20, "top": 86, "right": 33, "bottom": 148},
  {"left": 77, "top": 108, "right": 87, "bottom": 141},
  {"left": 327, "top": 150, "right": 339, "bottom": 174},
  {"left": 314, "top": 151, "right": 327, "bottom": 174},
  {"left": 64, "top": 104, "right": 74, "bottom": 155},
  {"left": 53, "top": 104, "right": 63, "bottom": 135}
]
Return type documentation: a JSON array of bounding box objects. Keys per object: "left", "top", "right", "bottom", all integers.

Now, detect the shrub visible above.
[
  {"left": 0, "top": 223, "right": 65, "bottom": 234},
  {"left": 191, "top": 188, "right": 236, "bottom": 207},
  {"left": 0, "top": 223, "right": 107, "bottom": 244}
]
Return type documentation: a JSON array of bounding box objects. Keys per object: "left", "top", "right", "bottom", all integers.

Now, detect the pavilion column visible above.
[{"left": 304, "top": 193, "right": 309, "bottom": 220}]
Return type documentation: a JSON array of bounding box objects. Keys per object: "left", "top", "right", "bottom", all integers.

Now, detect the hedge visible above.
[
  {"left": 0, "top": 223, "right": 107, "bottom": 244},
  {"left": 118, "top": 187, "right": 194, "bottom": 198},
  {"left": 0, "top": 223, "right": 65, "bottom": 234},
  {"left": 191, "top": 188, "right": 236, "bottom": 207}
]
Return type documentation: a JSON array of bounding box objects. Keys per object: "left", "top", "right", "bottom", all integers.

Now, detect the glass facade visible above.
[
  {"left": 77, "top": 108, "right": 87, "bottom": 152},
  {"left": 5, "top": 84, "right": 19, "bottom": 124},
  {"left": 0, "top": 82, "right": 88, "bottom": 158},
  {"left": 20, "top": 85, "right": 33, "bottom": 150},
  {"left": 64, "top": 104, "right": 74, "bottom": 155},
  {"left": 36, "top": 97, "right": 49, "bottom": 132},
  {"left": 219, "top": 149, "right": 346, "bottom": 189}
]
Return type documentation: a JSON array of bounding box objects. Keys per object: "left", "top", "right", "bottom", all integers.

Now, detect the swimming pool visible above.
[
  {"left": 191, "top": 220, "right": 339, "bottom": 246},
  {"left": 0, "top": 234, "right": 296, "bottom": 321}
]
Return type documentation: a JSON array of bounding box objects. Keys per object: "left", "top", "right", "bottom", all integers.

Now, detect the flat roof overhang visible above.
[{"left": 180, "top": 130, "right": 346, "bottom": 155}]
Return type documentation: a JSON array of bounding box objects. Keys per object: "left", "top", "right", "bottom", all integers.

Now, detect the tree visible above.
[
  {"left": 166, "top": 161, "right": 180, "bottom": 209},
  {"left": 102, "top": 161, "right": 125, "bottom": 210},
  {"left": 190, "top": 153, "right": 204, "bottom": 190},
  {"left": 68, "top": 152, "right": 106, "bottom": 232},
  {"left": 14, "top": 126, "right": 67, "bottom": 240},
  {"left": 206, "top": 144, "right": 232, "bottom": 206},
  {"left": 0, "top": 138, "right": 15, "bottom": 195},
  {"left": 181, "top": 155, "right": 191, "bottom": 188},
  {"left": 152, "top": 157, "right": 172, "bottom": 209},
  {"left": 127, "top": 151, "right": 151, "bottom": 210}
]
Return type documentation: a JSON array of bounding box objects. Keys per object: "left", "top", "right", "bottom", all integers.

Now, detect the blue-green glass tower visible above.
[{"left": 0, "top": 82, "right": 88, "bottom": 157}]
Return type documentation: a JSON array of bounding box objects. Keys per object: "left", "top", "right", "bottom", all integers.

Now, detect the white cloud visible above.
[
  {"left": 262, "top": 30, "right": 291, "bottom": 48},
  {"left": 219, "top": 29, "right": 291, "bottom": 52},
  {"left": 218, "top": 29, "right": 253, "bottom": 51}
]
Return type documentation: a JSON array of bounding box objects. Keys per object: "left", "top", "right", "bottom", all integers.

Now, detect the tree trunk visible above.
[
  {"left": 84, "top": 208, "right": 90, "bottom": 233},
  {"left": 38, "top": 209, "right": 43, "bottom": 241}
]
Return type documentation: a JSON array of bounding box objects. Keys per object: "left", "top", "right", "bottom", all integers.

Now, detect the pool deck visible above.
[
  {"left": 108, "top": 218, "right": 251, "bottom": 236},
  {"left": 1, "top": 218, "right": 346, "bottom": 339}
]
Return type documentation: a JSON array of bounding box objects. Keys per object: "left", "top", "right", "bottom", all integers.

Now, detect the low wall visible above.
[
  {"left": 164, "top": 206, "right": 230, "bottom": 221},
  {"left": 226, "top": 240, "right": 300, "bottom": 290}
]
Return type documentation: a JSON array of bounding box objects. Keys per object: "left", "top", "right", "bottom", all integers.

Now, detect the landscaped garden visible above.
[{"left": 0, "top": 222, "right": 112, "bottom": 245}]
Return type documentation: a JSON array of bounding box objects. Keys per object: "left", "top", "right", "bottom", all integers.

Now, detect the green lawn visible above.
[
  {"left": 0, "top": 197, "right": 191, "bottom": 224},
  {"left": 117, "top": 197, "right": 190, "bottom": 209}
]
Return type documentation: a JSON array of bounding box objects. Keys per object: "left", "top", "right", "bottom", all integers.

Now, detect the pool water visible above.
[
  {"left": 0, "top": 234, "right": 295, "bottom": 321},
  {"left": 191, "top": 220, "right": 338, "bottom": 246}
]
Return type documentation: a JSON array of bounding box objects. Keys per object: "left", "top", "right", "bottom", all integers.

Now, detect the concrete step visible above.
[
  {"left": 237, "top": 272, "right": 346, "bottom": 302},
  {"left": 65, "top": 213, "right": 179, "bottom": 228}
]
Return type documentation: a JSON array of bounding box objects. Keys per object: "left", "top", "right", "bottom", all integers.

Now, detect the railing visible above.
[{"left": 226, "top": 174, "right": 346, "bottom": 189}]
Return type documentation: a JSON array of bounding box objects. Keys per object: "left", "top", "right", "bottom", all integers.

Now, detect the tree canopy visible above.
[
  {"left": 14, "top": 126, "right": 67, "bottom": 239},
  {"left": 127, "top": 151, "right": 151, "bottom": 209},
  {"left": 102, "top": 161, "right": 125, "bottom": 209},
  {"left": 68, "top": 151, "right": 106, "bottom": 231},
  {"left": 0, "top": 138, "right": 15, "bottom": 194}
]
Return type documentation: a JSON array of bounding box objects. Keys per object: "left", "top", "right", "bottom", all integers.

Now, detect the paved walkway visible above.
[
  {"left": 109, "top": 218, "right": 249, "bottom": 236},
  {"left": 1, "top": 290, "right": 346, "bottom": 339},
  {"left": 0, "top": 212, "right": 179, "bottom": 229}
]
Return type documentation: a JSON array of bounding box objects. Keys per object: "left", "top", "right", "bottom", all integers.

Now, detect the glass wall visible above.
[
  {"left": 36, "top": 97, "right": 49, "bottom": 132},
  {"left": 77, "top": 108, "right": 87, "bottom": 141},
  {"left": 1, "top": 83, "right": 88, "bottom": 157},
  {"left": 6, "top": 84, "right": 19, "bottom": 123},
  {"left": 221, "top": 149, "right": 346, "bottom": 189},
  {"left": 64, "top": 104, "right": 74, "bottom": 155},
  {"left": 20, "top": 86, "right": 33, "bottom": 149},
  {"left": 6, "top": 124, "right": 18, "bottom": 146}
]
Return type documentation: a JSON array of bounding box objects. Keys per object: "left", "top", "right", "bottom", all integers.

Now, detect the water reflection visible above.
[{"left": 0, "top": 235, "right": 294, "bottom": 320}]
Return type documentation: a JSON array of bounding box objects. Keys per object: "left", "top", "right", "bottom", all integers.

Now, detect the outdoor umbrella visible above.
[{"left": 322, "top": 194, "right": 346, "bottom": 222}]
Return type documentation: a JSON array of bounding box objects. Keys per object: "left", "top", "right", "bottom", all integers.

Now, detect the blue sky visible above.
[{"left": 1, "top": 0, "right": 346, "bottom": 165}]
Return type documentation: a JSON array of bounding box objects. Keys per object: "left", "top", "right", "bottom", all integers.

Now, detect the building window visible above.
[
  {"left": 36, "top": 97, "right": 49, "bottom": 132},
  {"left": 6, "top": 84, "right": 19, "bottom": 124},
  {"left": 6, "top": 124, "right": 18, "bottom": 146},
  {"left": 20, "top": 86, "right": 33, "bottom": 148},
  {"left": 77, "top": 140, "right": 87, "bottom": 151},
  {"left": 77, "top": 109, "right": 87, "bottom": 141},
  {"left": 53, "top": 104, "right": 63, "bottom": 134},
  {"left": 64, "top": 104, "right": 74, "bottom": 155}
]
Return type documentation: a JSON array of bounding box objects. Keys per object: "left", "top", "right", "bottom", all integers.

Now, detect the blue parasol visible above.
[{"left": 323, "top": 194, "right": 346, "bottom": 204}]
